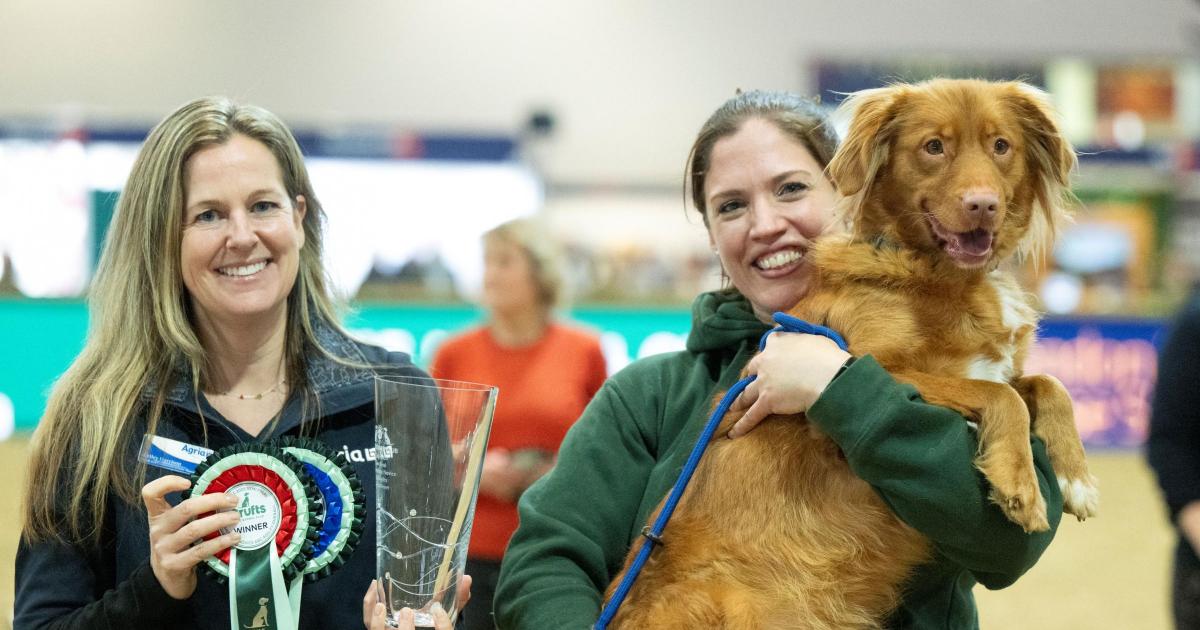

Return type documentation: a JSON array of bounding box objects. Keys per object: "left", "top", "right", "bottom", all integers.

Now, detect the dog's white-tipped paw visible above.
[{"left": 1059, "top": 474, "right": 1099, "bottom": 521}]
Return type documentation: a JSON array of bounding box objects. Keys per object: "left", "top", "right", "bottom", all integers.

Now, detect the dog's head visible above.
[{"left": 827, "top": 78, "right": 1076, "bottom": 270}]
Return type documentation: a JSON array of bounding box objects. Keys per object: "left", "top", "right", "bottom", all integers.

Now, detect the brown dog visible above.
[{"left": 604, "top": 79, "right": 1098, "bottom": 629}]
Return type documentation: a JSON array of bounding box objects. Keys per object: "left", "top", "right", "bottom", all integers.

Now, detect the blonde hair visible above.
[
  {"left": 483, "top": 218, "right": 565, "bottom": 309},
  {"left": 23, "top": 96, "right": 347, "bottom": 544}
]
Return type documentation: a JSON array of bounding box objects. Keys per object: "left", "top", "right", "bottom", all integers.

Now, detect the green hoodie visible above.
[{"left": 495, "top": 290, "right": 1062, "bottom": 629}]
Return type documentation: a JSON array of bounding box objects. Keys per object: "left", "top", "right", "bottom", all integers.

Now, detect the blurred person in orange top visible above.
[{"left": 429, "top": 217, "right": 608, "bottom": 630}]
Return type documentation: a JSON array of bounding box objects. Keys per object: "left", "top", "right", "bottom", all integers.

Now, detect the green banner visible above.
[{"left": 0, "top": 300, "right": 692, "bottom": 431}]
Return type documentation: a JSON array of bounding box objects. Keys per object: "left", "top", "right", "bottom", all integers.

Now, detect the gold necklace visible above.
[{"left": 216, "top": 378, "right": 287, "bottom": 401}]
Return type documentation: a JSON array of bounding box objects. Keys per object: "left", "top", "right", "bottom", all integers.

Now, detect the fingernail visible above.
[{"left": 431, "top": 602, "right": 445, "bottom": 614}]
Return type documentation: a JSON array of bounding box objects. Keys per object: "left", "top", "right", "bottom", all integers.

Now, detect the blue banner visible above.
[{"left": 1028, "top": 319, "right": 1165, "bottom": 448}]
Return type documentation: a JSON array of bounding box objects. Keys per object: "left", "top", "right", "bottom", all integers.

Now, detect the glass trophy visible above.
[{"left": 375, "top": 375, "right": 497, "bottom": 628}]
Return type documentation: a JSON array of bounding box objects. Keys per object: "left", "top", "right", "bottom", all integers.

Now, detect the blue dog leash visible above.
[{"left": 593, "top": 312, "right": 849, "bottom": 629}]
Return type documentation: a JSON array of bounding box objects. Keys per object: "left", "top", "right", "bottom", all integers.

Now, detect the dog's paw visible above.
[
  {"left": 996, "top": 488, "right": 1049, "bottom": 533},
  {"left": 987, "top": 473, "right": 1049, "bottom": 533},
  {"left": 1059, "top": 473, "right": 1099, "bottom": 521},
  {"left": 980, "top": 452, "right": 1050, "bottom": 532}
]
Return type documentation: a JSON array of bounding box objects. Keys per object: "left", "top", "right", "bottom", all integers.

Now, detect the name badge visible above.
[{"left": 138, "top": 434, "right": 214, "bottom": 475}]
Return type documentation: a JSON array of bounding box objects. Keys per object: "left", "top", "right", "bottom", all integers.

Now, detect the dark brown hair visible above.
[{"left": 687, "top": 91, "right": 838, "bottom": 224}]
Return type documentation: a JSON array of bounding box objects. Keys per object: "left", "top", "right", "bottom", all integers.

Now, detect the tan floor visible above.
[
  {"left": 975, "top": 451, "right": 1176, "bottom": 630},
  {"left": 1, "top": 438, "right": 29, "bottom": 630},
  {"left": 0, "top": 443, "right": 1177, "bottom": 629}
]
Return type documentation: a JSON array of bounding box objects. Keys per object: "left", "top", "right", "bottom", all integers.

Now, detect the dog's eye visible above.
[
  {"left": 924, "top": 139, "right": 944, "bottom": 155},
  {"left": 994, "top": 138, "right": 1010, "bottom": 155}
]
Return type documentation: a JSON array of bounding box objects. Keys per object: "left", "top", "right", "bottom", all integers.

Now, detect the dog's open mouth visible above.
[{"left": 927, "top": 215, "right": 994, "bottom": 268}]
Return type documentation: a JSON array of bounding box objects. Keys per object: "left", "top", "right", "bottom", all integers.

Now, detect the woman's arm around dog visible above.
[
  {"left": 810, "top": 355, "right": 1063, "bottom": 587},
  {"left": 733, "top": 331, "right": 1062, "bottom": 586}
]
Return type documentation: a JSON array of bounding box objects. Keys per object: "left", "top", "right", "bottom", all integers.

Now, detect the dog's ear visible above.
[
  {"left": 1004, "top": 83, "right": 1078, "bottom": 262},
  {"left": 827, "top": 86, "right": 902, "bottom": 232}
]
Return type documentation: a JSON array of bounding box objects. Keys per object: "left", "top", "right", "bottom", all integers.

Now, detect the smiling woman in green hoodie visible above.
[{"left": 493, "top": 90, "right": 1063, "bottom": 630}]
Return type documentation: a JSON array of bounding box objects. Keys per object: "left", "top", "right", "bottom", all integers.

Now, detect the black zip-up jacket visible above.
[
  {"left": 1148, "top": 289, "right": 1200, "bottom": 566},
  {"left": 15, "top": 323, "right": 424, "bottom": 629}
]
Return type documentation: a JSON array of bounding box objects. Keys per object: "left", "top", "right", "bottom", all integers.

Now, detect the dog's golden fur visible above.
[{"left": 604, "top": 79, "right": 1099, "bottom": 629}]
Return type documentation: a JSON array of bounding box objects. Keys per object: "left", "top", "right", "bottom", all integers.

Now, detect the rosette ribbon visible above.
[
  {"left": 279, "top": 437, "right": 365, "bottom": 584},
  {"left": 189, "top": 445, "right": 318, "bottom": 630}
]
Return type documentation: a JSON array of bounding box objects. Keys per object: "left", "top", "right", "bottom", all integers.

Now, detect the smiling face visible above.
[
  {"left": 180, "top": 133, "right": 306, "bottom": 334},
  {"left": 704, "top": 117, "right": 838, "bottom": 321},
  {"left": 830, "top": 80, "right": 1075, "bottom": 272},
  {"left": 882, "top": 87, "right": 1031, "bottom": 269}
]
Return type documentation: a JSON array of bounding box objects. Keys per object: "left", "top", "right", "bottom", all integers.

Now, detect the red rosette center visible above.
[{"left": 198, "top": 464, "right": 299, "bottom": 565}]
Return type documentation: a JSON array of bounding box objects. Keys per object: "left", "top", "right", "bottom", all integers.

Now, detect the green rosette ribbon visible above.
[{"left": 188, "top": 444, "right": 320, "bottom": 630}]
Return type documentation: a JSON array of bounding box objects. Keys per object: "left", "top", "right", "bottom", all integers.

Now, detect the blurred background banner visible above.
[
  {"left": 0, "top": 301, "right": 694, "bottom": 433},
  {"left": 0, "top": 299, "right": 1167, "bottom": 451},
  {"left": 1028, "top": 319, "right": 1164, "bottom": 449}
]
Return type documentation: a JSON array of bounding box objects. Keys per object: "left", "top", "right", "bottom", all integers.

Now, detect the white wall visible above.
[{"left": 2, "top": 0, "right": 1197, "bottom": 186}]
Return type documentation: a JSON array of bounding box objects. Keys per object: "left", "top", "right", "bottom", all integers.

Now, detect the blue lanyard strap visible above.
[{"left": 594, "top": 312, "right": 848, "bottom": 629}]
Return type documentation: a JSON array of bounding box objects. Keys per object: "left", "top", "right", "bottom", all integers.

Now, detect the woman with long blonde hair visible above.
[{"left": 16, "top": 97, "right": 460, "bottom": 629}]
